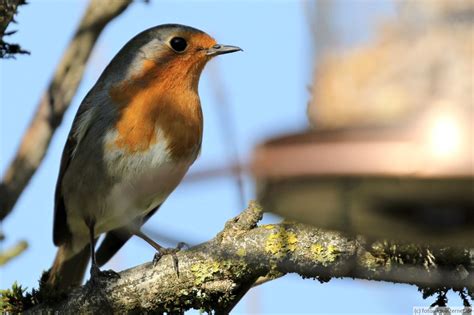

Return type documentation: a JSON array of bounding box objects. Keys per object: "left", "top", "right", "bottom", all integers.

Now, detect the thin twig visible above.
[
  {"left": 0, "top": 240, "right": 28, "bottom": 266},
  {"left": 208, "top": 64, "right": 246, "bottom": 209}
]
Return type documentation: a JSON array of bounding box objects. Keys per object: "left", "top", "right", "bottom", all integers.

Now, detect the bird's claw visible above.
[
  {"left": 90, "top": 264, "right": 120, "bottom": 286},
  {"left": 152, "top": 242, "right": 188, "bottom": 277},
  {"left": 99, "top": 269, "right": 120, "bottom": 279},
  {"left": 176, "top": 242, "right": 189, "bottom": 250}
]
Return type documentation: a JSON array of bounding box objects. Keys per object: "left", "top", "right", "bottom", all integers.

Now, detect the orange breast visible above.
[{"left": 109, "top": 57, "right": 204, "bottom": 160}]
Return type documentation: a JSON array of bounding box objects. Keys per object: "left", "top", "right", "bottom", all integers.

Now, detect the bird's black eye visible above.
[{"left": 170, "top": 37, "right": 187, "bottom": 52}]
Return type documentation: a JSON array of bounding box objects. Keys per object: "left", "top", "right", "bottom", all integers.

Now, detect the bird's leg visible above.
[
  {"left": 133, "top": 230, "right": 188, "bottom": 276},
  {"left": 88, "top": 221, "right": 100, "bottom": 279},
  {"left": 87, "top": 221, "right": 119, "bottom": 284}
]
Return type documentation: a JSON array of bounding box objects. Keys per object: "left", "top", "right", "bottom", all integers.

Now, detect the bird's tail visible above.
[{"left": 46, "top": 244, "right": 90, "bottom": 291}]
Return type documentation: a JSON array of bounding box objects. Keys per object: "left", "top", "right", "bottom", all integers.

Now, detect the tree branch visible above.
[
  {"left": 0, "top": 0, "right": 132, "bottom": 220},
  {"left": 28, "top": 202, "right": 473, "bottom": 313},
  {"left": 0, "top": 240, "right": 27, "bottom": 266}
]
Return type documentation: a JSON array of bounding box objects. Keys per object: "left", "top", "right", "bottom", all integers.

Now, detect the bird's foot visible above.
[
  {"left": 152, "top": 242, "right": 188, "bottom": 276},
  {"left": 89, "top": 264, "right": 120, "bottom": 286}
]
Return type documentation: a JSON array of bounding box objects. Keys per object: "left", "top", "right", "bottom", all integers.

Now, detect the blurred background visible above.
[{"left": 0, "top": 0, "right": 470, "bottom": 313}]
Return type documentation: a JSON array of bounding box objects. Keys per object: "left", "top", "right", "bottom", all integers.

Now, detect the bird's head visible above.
[{"left": 103, "top": 24, "right": 242, "bottom": 92}]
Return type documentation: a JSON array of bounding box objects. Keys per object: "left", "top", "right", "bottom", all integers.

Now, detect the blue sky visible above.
[{"left": 0, "top": 0, "right": 451, "bottom": 313}]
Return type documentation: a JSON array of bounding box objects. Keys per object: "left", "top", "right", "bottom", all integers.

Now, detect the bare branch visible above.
[
  {"left": 0, "top": 240, "right": 28, "bottom": 266},
  {"left": 0, "top": 0, "right": 132, "bottom": 220},
  {"left": 28, "top": 202, "right": 473, "bottom": 313}
]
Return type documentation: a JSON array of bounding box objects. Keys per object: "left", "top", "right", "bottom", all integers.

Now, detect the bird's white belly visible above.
[
  {"left": 66, "top": 128, "right": 193, "bottom": 252},
  {"left": 96, "top": 131, "right": 191, "bottom": 234},
  {"left": 98, "top": 158, "right": 189, "bottom": 233}
]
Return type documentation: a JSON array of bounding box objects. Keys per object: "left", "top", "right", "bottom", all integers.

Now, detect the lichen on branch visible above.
[{"left": 8, "top": 202, "right": 469, "bottom": 314}]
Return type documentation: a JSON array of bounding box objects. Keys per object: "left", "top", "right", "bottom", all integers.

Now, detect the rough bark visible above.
[
  {"left": 0, "top": 0, "right": 132, "bottom": 220},
  {"left": 28, "top": 202, "right": 473, "bottom": 314}
]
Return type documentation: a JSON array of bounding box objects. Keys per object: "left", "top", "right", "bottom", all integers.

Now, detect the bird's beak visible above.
[{"left": 206, "top": 44, "right": 242, "bottom": 56}]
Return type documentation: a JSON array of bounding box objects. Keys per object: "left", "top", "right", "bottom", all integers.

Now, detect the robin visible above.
[{"left": 46, "top": 24, "right": 241, "bottom": 290}]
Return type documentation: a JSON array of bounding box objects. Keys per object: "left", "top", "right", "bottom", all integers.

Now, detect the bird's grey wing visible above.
[
  {"left": 53, "top": 98, "right": 97, "bottom": 246},
  {"left": 96, "top": 204, "right": 161, "bottom": 267}
]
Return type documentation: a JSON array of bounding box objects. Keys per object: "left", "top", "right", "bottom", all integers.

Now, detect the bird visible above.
[{"left": 45, "top": 24, "right": 241, "bottom": 290}]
